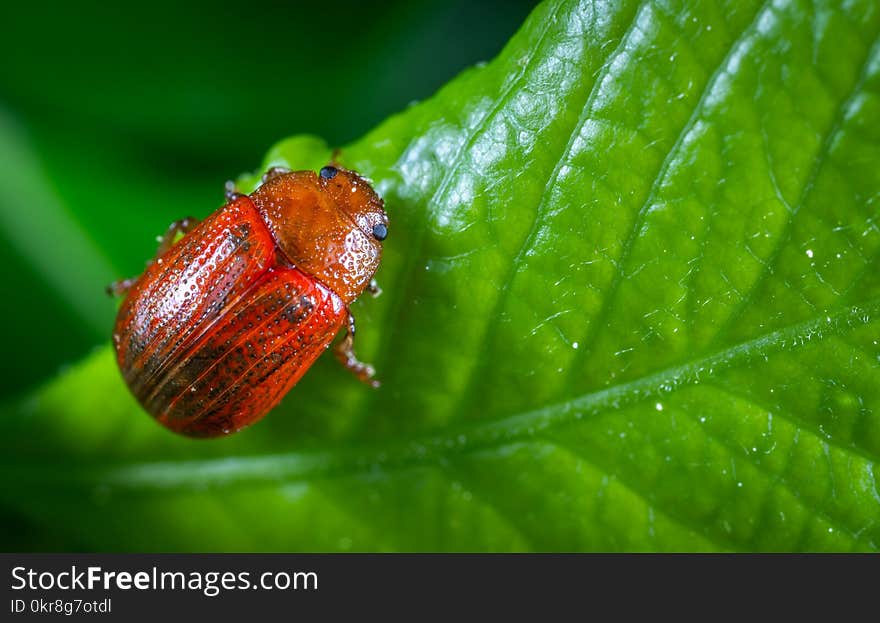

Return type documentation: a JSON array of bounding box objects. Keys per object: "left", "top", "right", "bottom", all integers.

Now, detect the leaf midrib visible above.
[{"left": 6, "top": 298, "right": 878, "bottom": 494}]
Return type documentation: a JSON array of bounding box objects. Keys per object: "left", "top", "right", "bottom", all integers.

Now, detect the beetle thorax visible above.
[{"left": 250, "top": 169, "right": 387, "bottom": 304}]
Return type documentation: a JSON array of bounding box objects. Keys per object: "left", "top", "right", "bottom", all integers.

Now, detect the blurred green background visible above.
[{"left": 0, "top": 0, "right": 537, "bottom": 398}]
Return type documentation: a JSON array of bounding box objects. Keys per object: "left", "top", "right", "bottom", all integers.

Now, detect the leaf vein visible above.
[
  {"left": 449, "top": 0, "right": 649, "bottom": 420},
  {"left": 543, "top": 438, "right": 737, "bottom": 551},
  {"left": 709, "top": 25, "right": 880, "bottom": 345},
  {"left": 684, "top": 383, "right": 872, "bottom": 549},
  {"left": 7, "top": 300, "right": 877, "bottom": 496},
  {"left": 567, "top": 0, "right": 776, "bottom": 373}
]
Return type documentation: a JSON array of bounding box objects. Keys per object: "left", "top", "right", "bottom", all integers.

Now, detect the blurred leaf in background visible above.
[{"left": 3, "top": 0, "right": 880, "bottom": 552}]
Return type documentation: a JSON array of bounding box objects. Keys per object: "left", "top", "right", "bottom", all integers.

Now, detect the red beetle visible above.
[{"left": 109, "top": 165, "right": 388, "bottom": 437}]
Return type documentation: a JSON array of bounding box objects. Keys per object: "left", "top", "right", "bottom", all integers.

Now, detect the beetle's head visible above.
[{"left": 251, "top": 165, "right": 388, "bottom": 303}]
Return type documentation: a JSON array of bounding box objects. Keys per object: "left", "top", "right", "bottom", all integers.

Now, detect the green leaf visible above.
[{"left": 3, "top": 0, "right": 880, "bottom": 551}]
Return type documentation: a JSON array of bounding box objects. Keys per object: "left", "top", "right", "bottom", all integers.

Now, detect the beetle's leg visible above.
[
  {"left": 262, "top": 166, "right": 291, "bottom": 184},
  {"left": 333, "top": 312, "right": 380, "bottom": 388},
  {"left": 105, "top": 277, "right": 138, "bottom": 297},
  {"left": 154, "top": 217, "right": 200, "bottom": 258},
  {"left": 367, "top": 278, "right": 382, "bottom": 298},
  {"left": 224, "top": 180, "right": 244, "bottom": 202},
  {"left": 106, "top": 217, "right": 200, "bottom": 297}
]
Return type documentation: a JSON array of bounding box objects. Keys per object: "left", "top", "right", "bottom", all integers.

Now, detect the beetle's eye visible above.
[
  {"left": 319, "top": 166, "right": 338, "bottom": 180},
  {"left": 372, "top": 223, "right": 387, "bottom": 241}
]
